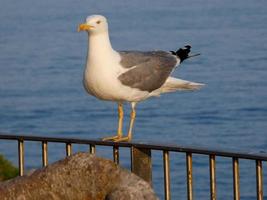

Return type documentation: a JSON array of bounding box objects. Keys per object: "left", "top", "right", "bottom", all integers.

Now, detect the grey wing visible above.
[
  {"left": 118, "top": 51, "right": 178, "bottom": 92},
  {"left": 119, "top": 51, "right": 152, "bottom": 68}
]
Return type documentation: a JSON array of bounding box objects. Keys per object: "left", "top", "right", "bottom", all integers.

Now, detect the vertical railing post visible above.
[
  {"left": 232, "top": 157, "right": 240, "bottom": 200},
  {"left": 89, "top": 144, "right": 96, "bottom": 154},
  {"left": 256, "top": 160, "right": 263, "bottom": 200},
  {"left": 113, "top": 146, "right": 119, "bottom": 164},
  {"left": 66, "top": 143, "right": 72, "bottom": 156},
  {"left": 42, "top": 141, "right": 48, "bottom": 167},
  {"left": 186, "top": 152, "right": 193, "bottom": 200},
  {"left": 131, "top": 147, "right": 152, "bottom": 184},
  {"left": 163, "top": 150, "right": 171, "bottom": 200},
  {"left": 18, "top": 139, "right": 24, "bottom": 176},
  {"left": 209, "top": 155, "right": 216, "bottom": 200}
]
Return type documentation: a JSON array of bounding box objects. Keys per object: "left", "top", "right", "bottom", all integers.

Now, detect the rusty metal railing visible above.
[{"left": 0, "top": 133, "right": 266, "bottom": 200}]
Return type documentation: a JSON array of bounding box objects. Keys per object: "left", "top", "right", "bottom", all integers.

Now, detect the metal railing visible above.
[{"left": 0, "top": 133, "right": 266, "bottom": 200}]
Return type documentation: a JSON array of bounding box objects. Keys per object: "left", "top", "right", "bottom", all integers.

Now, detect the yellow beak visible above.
[{"left": 78, "top": 24, "right": 94, "bottom": 32}]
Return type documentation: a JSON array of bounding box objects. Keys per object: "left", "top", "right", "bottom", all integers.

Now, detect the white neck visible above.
[{"left": 87, "top": 31, "right": 114, "bottom": 63}]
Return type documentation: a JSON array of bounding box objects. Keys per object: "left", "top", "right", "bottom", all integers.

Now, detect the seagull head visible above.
[{"left": 78, "top": 15, "right": 108, "bottom": 34}]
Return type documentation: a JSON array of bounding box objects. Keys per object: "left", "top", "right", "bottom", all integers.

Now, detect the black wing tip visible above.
[
  {"left": 184, "top": 45, "right": 191, "bottom": 49},
  {"left": 171, "top": 45, "right": 200, "bottom": 62}
]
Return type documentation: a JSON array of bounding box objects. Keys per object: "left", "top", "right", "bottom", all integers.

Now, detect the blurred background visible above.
[{"left": 0, "top": 0, "right": 267, "bottom": 199}]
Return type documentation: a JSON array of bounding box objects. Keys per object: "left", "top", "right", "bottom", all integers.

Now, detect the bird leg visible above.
[
  {"left": 114, "top": 102, "right": 136, "bottom": 142},
  {"left": 102, "top": 103, "right": 124, "bottom": 141}
]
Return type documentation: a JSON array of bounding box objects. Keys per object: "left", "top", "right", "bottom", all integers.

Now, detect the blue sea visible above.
[{"left": 0, "top": 0, "right": 267, "bottom": 199}]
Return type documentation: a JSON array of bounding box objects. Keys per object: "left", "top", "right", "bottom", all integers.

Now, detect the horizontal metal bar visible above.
[{"left": 1, "top": 133, "right": 267, "bottom": 161}]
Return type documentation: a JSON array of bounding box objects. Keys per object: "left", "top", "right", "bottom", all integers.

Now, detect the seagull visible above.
[{"left": 78, "top": 15, "right": 204, "bottom": 142}]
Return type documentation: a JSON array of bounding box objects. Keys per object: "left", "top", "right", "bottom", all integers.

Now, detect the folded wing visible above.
[{"left": 118, "top": 51, "right": 178, "bottom": 92}]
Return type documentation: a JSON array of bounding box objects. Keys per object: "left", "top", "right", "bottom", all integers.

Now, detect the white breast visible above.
[
  {"left": 83, "top": 51, "right": 119, "bottom": 99},
  {"left": 83, "top": 52, "right": 149, "bottom": 102},
  {"left": 83, "top": 31, "right": 150, "bottom": 102}
]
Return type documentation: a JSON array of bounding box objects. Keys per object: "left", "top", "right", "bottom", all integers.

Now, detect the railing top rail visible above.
[{"left": 1, "top": 133, "right": 267, "bottom": 161}]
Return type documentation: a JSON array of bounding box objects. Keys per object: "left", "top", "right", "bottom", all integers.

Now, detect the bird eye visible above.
[{"left": 96, "top": 20, "right": 101, "bottom": 24}]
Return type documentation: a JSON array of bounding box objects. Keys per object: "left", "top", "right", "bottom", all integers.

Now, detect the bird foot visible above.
[
  {"left": 102, "top": 135, "right": 121, "bottom": 141},
  {"left": 114, "top": 136, "right": 131, "bottom": 142},
  {"left": 102, "top": 135, "right": 131, "bottom": 142}
]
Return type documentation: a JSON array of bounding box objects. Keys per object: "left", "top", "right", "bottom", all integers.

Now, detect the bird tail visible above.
[
  {"left": 170, "top": 45, "right": 200, "bottom": 63},
  {"left": 150, "top": 77, "right": 204, "bottom": 96}
]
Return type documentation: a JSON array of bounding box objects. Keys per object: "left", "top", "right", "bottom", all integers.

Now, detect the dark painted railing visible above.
[{"left": 0, "top": 133, "right": 266, "bottom": 200}]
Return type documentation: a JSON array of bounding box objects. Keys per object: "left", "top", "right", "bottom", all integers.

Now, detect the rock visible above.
[{"left": 0, "top": 152, "right": 158, "bottom": 200}]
